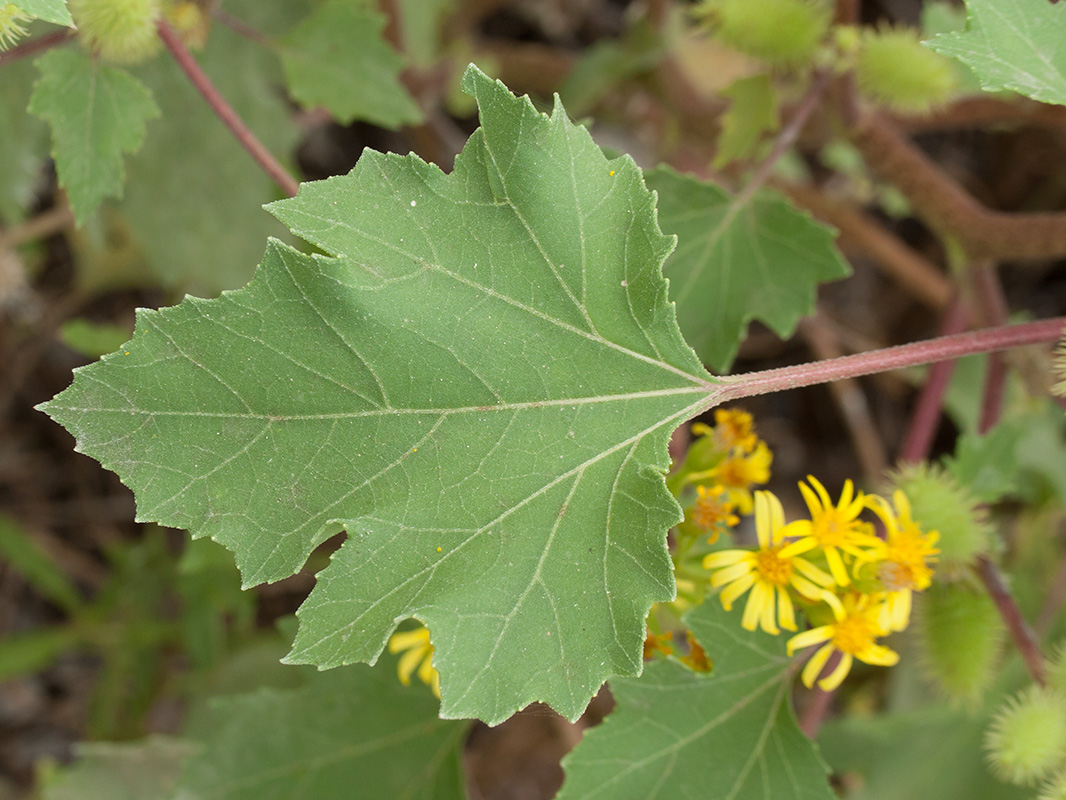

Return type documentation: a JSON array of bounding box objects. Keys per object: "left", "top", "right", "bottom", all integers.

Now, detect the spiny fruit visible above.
[
  {"left": 985, "top": 685, "right": 1066, "bottom": 786},
  {"left": 69, "top": 0, "right": 162, "bottom": 64},
  {"left": 855, "top": 27, "right": 956, "bottom": 113},
  {"left": 697, "top": 0, "right": 832, "bottom": 67},
  {"left": 917, "top": 579, "right": 1004, "bottom": 700},
  {"left": 891, "top": 463, "right": 991, "bottom": 576}
]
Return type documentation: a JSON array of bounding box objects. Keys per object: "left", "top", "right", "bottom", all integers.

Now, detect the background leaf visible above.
[
  {"left": 116, "top": 0, "right": 308, "bottom": 295},
  {"left": 0, "top": 57, "right": 50, "bottom": 223},
  {"left": 177, "top": 665, "right": 468, "bottom": 800},
  {"left": 28, "top": 50, "right": 159, "bottom": 225},
  {"left": 280, "top": 0, "right": 422, "bottom": 128},
  {"left": 40, "top": 737, "right": 194, "bottom": 800},
  {"left": 40, "top": 66, "right": 716, "bottom": 724},
  {"left": 647, "top": 166, "right": 850, "bottom": 373},
  {"left": 927, "top": 0, "right": 1066, "bottom": 106},
  {"left": 557, "top": 600, "right": 835, "bottom": 799}
]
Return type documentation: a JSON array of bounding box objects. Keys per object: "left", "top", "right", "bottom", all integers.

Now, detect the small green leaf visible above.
[
  {"left": 178, "top": 666, "right": 469, "bottom": 800},
  {"left": 28, "top": 49, "right": 159, "bottom": 225},
  {"left": 41, "top": 66, "right": 716, "bottom": 724},
  {"left": 927, "top": 0, "right": 1066, "bottom": 106},
  {"left": 647, "top": 165, "right": 850, "bottom": 373},
  {"left": 280, "top": 0, "right": 422, "bottom": 127},
  {"left": 14, "top": 0, "right": 73, "bottom": 26},
  {"left": 60, "top": 318, "right": 133, "bottom": 359},
  {"left": 0, "top": 57, "right": 50, "bottom": 222},
  {"left": 714, "top": 74, "right": 779, "bottom": 168},
  {"left": 0, "top": 514, "right": 82, "bottom": 612},
  {"left": 557, "top": 601, "right": 835, "bottom": 799},
  {"left": 0, "top": 627, "right": 82, "bottom": 681}
]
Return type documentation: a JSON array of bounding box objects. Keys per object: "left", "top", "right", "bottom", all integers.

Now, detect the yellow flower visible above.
[
  {"left": 688, "top": 484, "right": 740, "bottom": 542},
  {"left": 787, "top": 592, "right": 899, "bottom": 690},
  {"left": 694, "top": 408, "right": 758, "bottom": 453},
  {"left": 0, "top": 4, "right": 31, "bottom": 50},
  {"left": 865, "top": 489, "right": 939, "bottom": 630},
  {"left": 708, "top": 441, "right": 772, "bottom": 514},
  {"left": 387, "top": 625, "right": 440, "bottom": 698},
  {"left": 703, "top": 491, "right": 836, "bottom": 635},
  {"left": 778, "top": 476, "right": 881, "bottom": 586}
]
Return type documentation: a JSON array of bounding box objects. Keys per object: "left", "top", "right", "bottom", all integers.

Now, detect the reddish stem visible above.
[
  {"left": 970, "top": 263, "right": 1010, "bottom": 434},
  {"left": 898, "top": 298, "right": 970, "bottom": 463},
  {"left": 714, "top": 317, "right": 1064, "bottom": 405},
  {"left": 975, "top": 556, "right": 1046, "bottom": 686},
  {"left": 0, "top": 29, "right": 71, "bottom": 65},
  {"left": 156, "top": 19, "right": 299, "bottom": 198}
]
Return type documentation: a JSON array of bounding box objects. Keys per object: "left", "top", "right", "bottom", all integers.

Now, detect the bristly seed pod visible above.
[
  {"left": 985, "top": 685, "right": 1066, "bottom": 786},
  {"left": 69, "top": 0, "right": 162, "bottom": 64},
  {"left": 855, "top": 27, "right": 956, "bottom": 113},
  {"left": 697, "top": 0, "right": 832, "bottom": 67},
  {"left": 917, "top": 579, "right": 1004, "bottom": 700},
  {"left": 891, "top": 463, "right": 991, "bottom": 577}
]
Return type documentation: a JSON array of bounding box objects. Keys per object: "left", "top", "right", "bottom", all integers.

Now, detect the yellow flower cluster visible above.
[
  {"left": 704, "top": 479, "right": 939, "bottom": 691},
  {"left": 674, "top": 409, "right": 772, "bottom": 543},
  {"left": 387, "top": 624, "right": 440, "bottom": 698}
]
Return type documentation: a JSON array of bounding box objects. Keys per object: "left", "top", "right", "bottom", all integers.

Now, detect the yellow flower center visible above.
[
  {"left": 755, "top": 547, "right": 794, "bottom": 586},
  {"left": 690, "top": 486, "right": 737, "bottom": 530},
  {"left": 812, "top": 510, "right": 861, "bottom": 547},
  {"left": 831, "top": 613, "right": 878, "bottom": 655}
]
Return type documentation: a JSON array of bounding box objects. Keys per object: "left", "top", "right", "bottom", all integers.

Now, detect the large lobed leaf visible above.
[
  {"left": 928, "top": 0, "right": 1066, "bottom": 106},
  {"left": 14, "top": 0, "right": 73, "bottom": 26},
  {"left": 557, "top": 601, "right": 835, "bottom": 800},
  {"left": 41, "top": 67, "right": 716, "bottom": 724},
  {"left": 28, "top": 50, "right": 159, "bottom": 225},
  {"left": 647, "top": 166, "right": 849, "bottom": 373}
]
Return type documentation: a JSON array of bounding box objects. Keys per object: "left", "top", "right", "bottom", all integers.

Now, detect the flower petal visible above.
[
  {"left": 719, "top": 573, "right": 756, "bottom": 610},
  {"left": 703, "top": 550, "right": 750, "bottom": 569},
  {"left": 818, "top": 652, "right": 854, "bottom": 691},
  {"left": 787, "top": 625, "right": 833, "bottom": 655},
  {"left": 825, "top": 546, "right": 851, "bottom": 586},
  {"left": 710, "top": 560, "right": 754, "bottom": 588},
  {"left": 801, "top": 643, "right": 834, "bottom": 688},
  {"left": 777, "top": 586, "right": 797, "bottom": 631}
]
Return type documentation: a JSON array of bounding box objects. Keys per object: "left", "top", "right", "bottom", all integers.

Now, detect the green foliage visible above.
[
  {"left": 713, "top": 74, "right": 779, "bottom": 168},
  {"left": 60, "top": 318, "right": 134, "bottom": 358},
  {"left": 557, "top": 601, "right": 834, "bottom": 799},
  {"left": 14, "top": 0, "right": 72, "bottom": 26},
  {"left": 0, "top": 513, "right": 82, "bottom": 612},
  {"left": 116, "top": 0, "right": 306, "bottom": 293},
  {"left": 40, "top": 66, "right": 718, "bottom": 725},
  {"left": 0, "top": 57, "right": 49, "bottom": 222},
  {"left": 28, "top": 49, "right": 159, "bottom": 225},
  {"left": 41, "top": 737, "right": 194, "bottom": 800},
  {"left": 646, "top": 165, "right": 850, "bottom": 373},
  {"left": 178, "top": 666, "right": 468, "bottom": 800},
  {"left": 928, "top": 0, "right": 1066, "bottom": 106},
  {"left": 280, "top": 0, "right": 422, "bottom": 128}
]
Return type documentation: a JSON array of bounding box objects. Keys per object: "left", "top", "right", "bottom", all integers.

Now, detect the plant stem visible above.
[
  {"left": 714, "top": 317, "right": 1065, "bottom": 405},
  {"left": 0, "top": 29, "right": 71, "bottom": 66},
  {"left": 212, "top": 9, "right": 272, "bottom": 48},
  {"left": 898, "top": 297, "right": 970, "bottom": 462},
  {"left": 156, "top": 19, "right": 299, "bottom": 198},
  {"left": 736, "top": 70, "right": 832, "bottom": 206},
  {"left": 975, "top": 555, "right": 1046, "bottom": 686}
]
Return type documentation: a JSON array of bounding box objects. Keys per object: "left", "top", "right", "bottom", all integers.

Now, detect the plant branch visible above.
[
  {"left": 898, "top": 297, "right": 970, "bottom": 463},
  {"left": 969, "top": 263, "right": 1009, "bottom": 433},
  {"left": 0, "top": 29, "right": 71, "bottom": 66},
  {"left": 713, "top": 316, "right": 1064, "bottom": 405},
  {"left": 975, "top": 555, "right": 1046, "bottom": 686},
  {"left": 736, "top": 70, "right": 832, "bottom": 206},
  {"left": 852, "top": 114, "right": 1066, "bottom": 261},
  {"left": 156, "top": 19, "right": 299, "bottom": 198}
]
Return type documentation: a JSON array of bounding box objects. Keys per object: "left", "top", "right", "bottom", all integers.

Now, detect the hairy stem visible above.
[
  {"left": 714, "top": 317, "right": 1064, "bottom": 404},
  {"left": 156, "top": 19, "right": 299, "bottom": 198},
  {"left": 975, "top": 555, "right": 1046, "bottom": 686}
]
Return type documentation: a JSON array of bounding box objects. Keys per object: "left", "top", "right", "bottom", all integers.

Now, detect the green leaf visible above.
[
  {"left": 13, "top": 0, "right": 73, "bottom": 26},
  {"left": 41, "top": 737, "right": 194, "bottom": 800},
  {"left": 60, "top": 318, "right": 134, "bottom": 359},
  {"left": 927, "top": 0, "right": 1066, "bottom": 106},
  {"left": 178, "top": 665, "right": 468, "bottom": 800},
  {"left": 117, "top": 0, "right": 307, "bottom": 295},
  {"left": 646, "top": 166, "right": 850, "bottom": 373},
  {"left": 557, "top": 601, "right": 834, "bottom": 799},
  {"left": 280, "top": 0, "right": 422, "bottom": 128},
  {"left": 0, "top": 57, "right": 50, "bottom": 223},
  {"left": 0, "top": 514, "right": 82, "bottom": 612},
  {"left": 714, "top": 74, "right": 779, "bottom": 168},
  {"left": 40, "top": 66, "right": 716, "bottom": 724},
  {"left": 0, "top": 627, "right": 82, "bottom": 681},
  {"left": 28, "top": 50, "right": 159, "bottom": 225}
]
